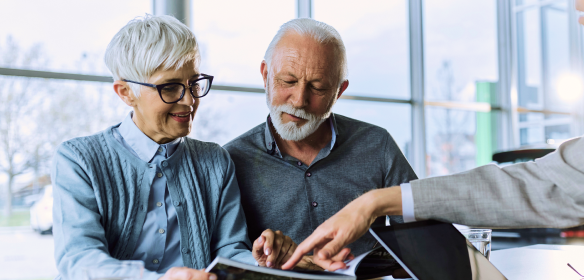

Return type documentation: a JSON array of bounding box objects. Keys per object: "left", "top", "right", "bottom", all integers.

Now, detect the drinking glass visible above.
[
  {"left": 460, "top": 229, "right": 492, "bottom": 260},
  {"left": 85, "top": 260, "right": 144, "bottom": 280}
]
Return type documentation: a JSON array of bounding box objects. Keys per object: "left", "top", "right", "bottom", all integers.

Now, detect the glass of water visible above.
[
  {"left": 85, "top": 260, "right": 144, "bottom": 280},
  {"left": 460, "top": 229, "right": 492, "bottom": 260}
]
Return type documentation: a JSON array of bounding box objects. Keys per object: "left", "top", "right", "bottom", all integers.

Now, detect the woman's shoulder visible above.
[{"left": 56, "top": 127, "right": 116, "bottom": 159}]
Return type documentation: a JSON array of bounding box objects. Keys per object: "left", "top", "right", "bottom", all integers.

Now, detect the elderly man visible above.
[{"left": 224, "top": 18, "right": 417, "bottom": 259}]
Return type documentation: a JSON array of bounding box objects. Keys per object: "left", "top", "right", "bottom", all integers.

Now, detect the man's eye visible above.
[{"left": 284, "top": 80, "right": 295, "bottom": 84}]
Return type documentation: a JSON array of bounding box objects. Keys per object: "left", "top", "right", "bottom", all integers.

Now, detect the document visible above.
[{"left": 205, "top": 247, "right": 401, "bottom": 280}]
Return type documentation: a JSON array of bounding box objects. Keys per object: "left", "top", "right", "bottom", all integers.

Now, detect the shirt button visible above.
[
  {"left": 140, "top": 205, "right": 146, "bottom": 211},
  {"left": 158, "top": 147, "right": 163, "bottom": 153},
  {"left": 157, "top": 173, "right": 163, "bottom": 178},
  {"left": 182, "top": 247, "right": 188, "bottom": 254},
  {"left": 156, "top": 202, "right": 163, "bottom": 207},
  {"left": 312, "top": 201, "right": 318, "bottom": 207},
  {"left": 173, "top": 201, "right": 180, "bottom": 206},
  {"left": 152, "top": 259, "right": 159, "bottom": 264},
  {"left": 297, "top": 161, "right": 302, "bottom": 166},
  {"left": 162, "top": 161, "right": 168, "bottom": 167},
  {"left": 306, "top": 172, "right": 312, "bottom": 177},
  {"left": 159, "top": 228, "right": 165, "bottom": 234}
]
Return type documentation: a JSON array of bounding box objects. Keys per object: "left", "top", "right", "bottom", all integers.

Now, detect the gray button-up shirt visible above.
[{"left": 224, "top": 113, "right": 417, "bottom": 255}]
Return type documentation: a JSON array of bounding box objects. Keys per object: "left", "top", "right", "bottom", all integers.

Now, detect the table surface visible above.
[{"left": 491, "top": 244, "right": 584, "bottom": 280}]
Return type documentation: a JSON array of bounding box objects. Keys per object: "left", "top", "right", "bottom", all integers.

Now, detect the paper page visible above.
[
  {"left": 206, "top": 256, "right": 356, "bottom": 280},
  {"left": 328, "top": 247, "right": 379, "bottom": 276}
]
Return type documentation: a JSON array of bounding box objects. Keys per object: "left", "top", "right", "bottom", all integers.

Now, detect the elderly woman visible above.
[{"left": 52, "top": 15, "right": 296, "bottom": 280}]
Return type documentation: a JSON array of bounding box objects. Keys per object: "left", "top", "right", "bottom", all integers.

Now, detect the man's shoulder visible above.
[
  {"left": 223, "top": 122, "right": 266, "bottom": 153},
  {"left": 334, "top": 113, "right": 390, "bottom": 138}
]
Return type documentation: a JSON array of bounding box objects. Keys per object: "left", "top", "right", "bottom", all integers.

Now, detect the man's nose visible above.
[{"left": 289, "top": 83, "right": 309, "bottom": 108}]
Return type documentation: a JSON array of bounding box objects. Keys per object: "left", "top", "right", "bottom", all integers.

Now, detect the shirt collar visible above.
[
  {"left": 118, "top": 112, "right": 181, "bottom": 163},
  {"left": 264, "top": 113, "right": 338, "bottom": 156}
]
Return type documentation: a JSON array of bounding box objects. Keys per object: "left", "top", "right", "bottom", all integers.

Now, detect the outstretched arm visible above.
[{"left": 282, "top": 187, "right": 402, "bottom": 270}]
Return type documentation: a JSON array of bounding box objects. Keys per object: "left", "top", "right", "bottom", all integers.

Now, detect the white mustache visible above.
[{"left": 275, "top": 104, "right": 319, "bottom": 122}]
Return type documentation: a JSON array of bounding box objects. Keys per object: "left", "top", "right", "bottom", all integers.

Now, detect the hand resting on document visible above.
[{"left": 159, "top": 228, "right": 299, "bottom": 279}]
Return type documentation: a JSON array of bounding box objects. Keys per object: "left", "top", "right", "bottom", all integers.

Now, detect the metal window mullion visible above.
[
  {"left": 153, "top": 0, "right": 190, "bottom": 26},
  {"left": 297, "top": 0, "right": 312, "bottom": 18},
  {"left": 510, "top": 3, "right": 524, "bottom": 147},
  {"left": 409, "top": 0, "right": 426, "bottom": 178},
  {"left": 497, "top": 0, "right": 516, "bottom": 151}
]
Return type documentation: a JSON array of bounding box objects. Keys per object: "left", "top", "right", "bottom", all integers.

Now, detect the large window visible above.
[
  {"left": 314, "top": 0, "right": 410, "bottom": 99},
  {"left": 2, "top": 0, "right": 584, "bottom": 278},
  {"left": 192, "top": 0, "right": 296, "bottom": 87},
  {"left": 515, "top": 0, "right": 581, "bottom": 146},
  {"left": 423, "top": 0, "right": 499, "bottom": 176},
  {"left": 0, "top": 0, "right": 150, "bottom": 75}
]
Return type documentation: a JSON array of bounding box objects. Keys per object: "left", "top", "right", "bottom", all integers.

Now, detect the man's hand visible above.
[
  {"left": 282, "top": 187, "right": 403, "bottom": 270},
  {"left": 252, "top": 229, "right": 297, "bottom": 268},
  {"left": 159, "top": 267, "right": 216, "bottom": 280}
]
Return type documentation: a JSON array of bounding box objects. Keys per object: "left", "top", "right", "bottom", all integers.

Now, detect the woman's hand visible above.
[
  {"left": 295, "top": 249, "right": 354, "bottom": 271},
  {"left": 252, "top": 229, "right": 297, "bottom": 268},
  {"left": 282, "top": 187, "right": 403, "bottom": 271},
  {"left": 159, "top": 267, "right": 216, "bottom": 280}
]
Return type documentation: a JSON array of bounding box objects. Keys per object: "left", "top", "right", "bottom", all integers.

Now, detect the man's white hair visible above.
[
  {"left": 105, "top": 14, "right": 200, "bottom": 97},
  {"left": 264, "top": 18, "right": 348, "bottom": 87}
]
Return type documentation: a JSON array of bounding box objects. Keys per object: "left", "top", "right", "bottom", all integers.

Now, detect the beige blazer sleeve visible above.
[{"left": 410, "top": 136, "right": 584, "bottom": 229}]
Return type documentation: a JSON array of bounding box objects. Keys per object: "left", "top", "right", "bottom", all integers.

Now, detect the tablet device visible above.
[{"left": 369, "top": 220, "right": 507, "bottom": 280}]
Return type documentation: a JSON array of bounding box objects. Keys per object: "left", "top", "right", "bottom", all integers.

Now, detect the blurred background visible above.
[{"left": 0, "top": 0, "right": 583, "bottom": 279}]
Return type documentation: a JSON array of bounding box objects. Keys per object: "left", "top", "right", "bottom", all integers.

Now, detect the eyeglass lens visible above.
[{"left": 159, "top": 78, "right": 211, "bottom": 103}]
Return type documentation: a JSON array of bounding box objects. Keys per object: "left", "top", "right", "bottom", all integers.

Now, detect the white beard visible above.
[{"left": 266, "top": 87, "right": 336, "bottom": 141}]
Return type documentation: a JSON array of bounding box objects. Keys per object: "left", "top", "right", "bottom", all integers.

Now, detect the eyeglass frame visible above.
[{"left": 122, "top": 73, "right": 214, "bottom": 104}]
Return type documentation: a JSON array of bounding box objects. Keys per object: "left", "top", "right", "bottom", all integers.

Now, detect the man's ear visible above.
[
  {"left": 337, "top": 80, "right": 349, "bottom": 100},
  {"left": 113, "top": 81, "right": 137, "bottom": 107},
  {"left": 261, "top": 60, "right": 269, "bottom": 89}
]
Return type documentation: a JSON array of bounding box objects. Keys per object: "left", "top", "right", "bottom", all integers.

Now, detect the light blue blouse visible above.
[{"left": 112, "top": 112, "right": 183, "bottom": 272}]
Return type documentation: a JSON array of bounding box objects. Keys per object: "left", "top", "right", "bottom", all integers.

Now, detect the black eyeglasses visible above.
[{"left": 123, "top": 74, "right": 214, "bottom": 104}]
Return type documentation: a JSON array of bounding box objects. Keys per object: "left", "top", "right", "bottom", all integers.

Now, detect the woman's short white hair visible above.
[
  {"left": 105, "top": 14, "right": 200, "bottom": 97},
  {"left": 264, "top": 18, "right": 347, "bottom": 87}
]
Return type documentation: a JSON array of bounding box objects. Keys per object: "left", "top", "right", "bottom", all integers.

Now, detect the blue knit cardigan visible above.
[{"left": 52, "top": 125, "right": 254, "bottom": 280}]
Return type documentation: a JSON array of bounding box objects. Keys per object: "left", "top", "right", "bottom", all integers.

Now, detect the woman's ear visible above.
[{"left": 113, "top": 81, "right": 137, "bottom": 107}]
